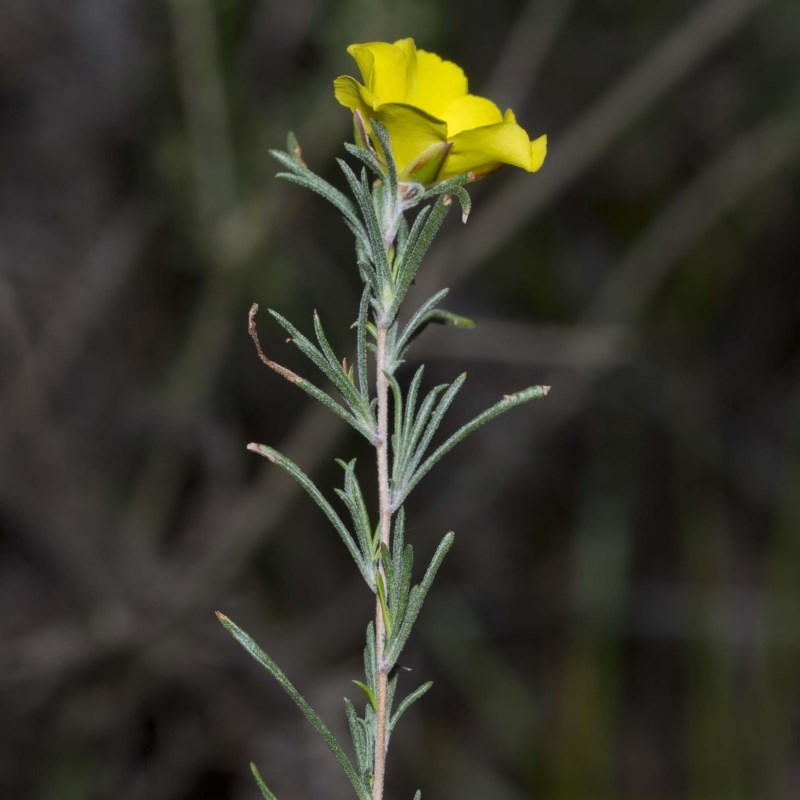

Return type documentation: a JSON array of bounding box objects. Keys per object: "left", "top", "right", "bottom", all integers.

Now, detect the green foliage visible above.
[
  {"left": 251, "top": 763, "right": 279, "bottom": 800},
  {"left": 217, "top": 613, "right": 371, "bottom": 800},
  {"left": 219, "top": 121, "right": 549, "bottom": 799}
]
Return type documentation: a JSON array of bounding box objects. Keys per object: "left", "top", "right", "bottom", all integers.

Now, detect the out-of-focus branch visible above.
[
  {"left": 412, "top": 319, "right": 634, "bottom": 368},
  {"left": 413, "top": 0, "right": 770, "bottom": 299},
  {"left": 423, "top": 115, "right": 800, "bottom": 536},
  {"left": 484, "top": 0, "right": 576, "bottom": 112},
  {"left": 120, "top": 0, "right": 249, "bottom": 555},
  {"left": 587, "top": 119, "right": 800, "bottom": 322},
  {"left": 0, "top": 205, "right": 155, "bottom": 443},
  {"left": 171, "top": 402, "right": 349, "bottom": 611},
  {"left": 169, "top": 0, "right": 238, "bottom": 225},
  {"left": 0, "top": 207, "right": 155, "bottom": 601}
]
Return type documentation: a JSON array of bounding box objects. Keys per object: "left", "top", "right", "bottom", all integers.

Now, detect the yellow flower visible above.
[{"left": 333, "top": 38, "right": 547, "bottom": 184}]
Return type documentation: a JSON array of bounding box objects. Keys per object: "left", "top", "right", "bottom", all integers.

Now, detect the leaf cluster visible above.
[{"left": 220, "top": 126, "right": 549, "bottom": 799}]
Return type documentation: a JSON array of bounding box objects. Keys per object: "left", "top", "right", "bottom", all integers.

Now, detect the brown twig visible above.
[{"left": 248, "top": 303, "right": 301, "bottom": 384}]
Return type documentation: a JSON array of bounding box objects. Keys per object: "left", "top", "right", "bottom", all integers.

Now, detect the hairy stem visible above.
[{"left": 372, "top": 322, "right": 392, "bottom": 800}]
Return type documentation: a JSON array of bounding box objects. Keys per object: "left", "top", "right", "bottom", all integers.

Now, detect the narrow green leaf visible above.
[
  {"left": 379, "top": 673, "right": 400, "bottom": 753},
  {"left": 396, "top": 543, "right": 414, "bottom": 627},
  {"left": 380, "top": 542, "right": 394, "bottom": 597},
  {"left": 394, "top": 289, "right": 449, "bottom": 359},
  {"left": 393, "top": 205, "right": 431, "bottom": 292},
  {"left": 217, "top": 613, "right": 370, "bottom": 800},
  {"left": 388, "top": 511, "right": 404, "bottom": 610},
  {"left": 447, "top": 185, "right": 472, "bottom": 222},
  {"left": 390, "top": 509, "right": 413, "bottom": 626},
  {"left": 392, "top": 382, "right": 449, "bottom": 493},
  {"left": 343, "top": 697, "right": 371, "bottom": 780},
  {"left": 352, "top": 680, "right": 378, "bottom": 713},
  {"left": 399, "top": 385, "right": 551, "bottom": 505},
  {"left": 386, "top": 672, "right": 399, "bottom": 726},
  {"left": 398, "top": 373, "right": 467, "bottom": 499},
  {"left": 387, "top": 372, "right": 404, "bottom": 471},
  {"left": 338, "top": 160, "right": 392, "bottom": 288},
  {"left": 313, "top": 310, "right": 373, "bottom": 419},
  {"left": 388, "top": 197, "right": 452, "bottom": 319},
  {"left": 249, "top": 305, "right": 371, "bottom": 438},
  {"left": 386, "top": 532, "right": 455, "bottom": 668},
  {"left": 355, "top": 231, "right": 378, "bottom": 279},
  {"left": 335, "top": 485, "right": 368, "bottom": 568},
  {"left": 335, "top": 460, "right": 374, "bottom": 573},
  {"left": 422, "top": 308, "right": 476, "bottom": 330},
  {"left": 274, "top": 171, "right": 366, "bottom": 243},
  {"left": 363, "top": 622, "right": 377, "bottom": 694},
  {"left": 370, "top": 120, "right": 399, "bottom": 198},
  {"left": 286, "top": 131, "right": 301, "bottom": 160},
  {"left": 250, "top": 763, "right": 278, "bottom": 800},
  {"left": 390, "top": 682, "right": 433, "bottom": 731},
  {"left": 344, "top": 141, "right": 384, "bottom": 177},
  {"left": 376, "top": 572, "right": 393, "bottom": 637},
  {"left": 399, "top": 367, "right": 425, "bottom": 473},
  {"left": 355, "top": 285, "right": 371, "bottom": 402},
  {"left": 247, "top": 444, "right": 372, "bottom": 587},
  {"left": 420, "top": 171, "right": 473, "bottom": 200},
  {"left": 270, "top": 310, "right": 373, "bottom": 431},
  {"left": 396, "top": 212, "right": 410, "bottom": 257},
  {"left": 270, "top": 148, "right": 365, "bottom": 237},
  {"left": 295, "top": 376, "right": 374, "bottom": 440}
]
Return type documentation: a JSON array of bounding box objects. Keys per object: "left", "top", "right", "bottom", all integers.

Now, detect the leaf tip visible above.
[
  {"left": 215, "top": 610, "right": 228, "bottom": 622},
  {"left": 248, "top": 442, "right": 276, "bottom": 462},
  {"left": 542, "top": 385, "right": 551, "bottom": 396}
]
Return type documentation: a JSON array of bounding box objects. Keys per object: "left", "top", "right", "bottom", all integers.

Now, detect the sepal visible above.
[
  {"left": 353, "top": 109, "right": 372, "bottom": 152},
  {"left": 399, "top": 140, "right": 452, "bottom": 187}
]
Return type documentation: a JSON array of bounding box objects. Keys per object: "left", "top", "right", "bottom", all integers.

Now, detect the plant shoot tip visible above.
[{"left": 247, "top": 443, "right": 276, "bottom": 462}]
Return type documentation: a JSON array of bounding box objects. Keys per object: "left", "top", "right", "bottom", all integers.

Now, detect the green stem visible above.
[{"left": 373, "top": 323, "right": 392, "bottom": 800}]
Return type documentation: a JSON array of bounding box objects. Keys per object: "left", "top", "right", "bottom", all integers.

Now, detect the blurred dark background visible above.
[{"left": 1, "top": 0, "right": 799, "bottom": 798}]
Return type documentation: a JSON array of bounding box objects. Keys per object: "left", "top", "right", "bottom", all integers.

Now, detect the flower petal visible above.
[
  {"left": 370, "top": 102, "right": 448, "bottom": 174},
  {"left": 336, "top": 39, "right": 547, "bottom": 185},
  {"left": 347, "top": 40, "right": 415, "bottom": 104},
  {"left": 442, "top": 94, "right": 504, "bottom": 136},
  {"left": 529, "top": 133, "right": 548, "bottom": 172},
  {"left": 445, "top": 120, "right": 546, "bottom": 178},
  {"left": 413, "top": 48, "right": 468, "bottom": 117},
  {"left": 334, "top": 75, "right": 378, "bottom": 116}
]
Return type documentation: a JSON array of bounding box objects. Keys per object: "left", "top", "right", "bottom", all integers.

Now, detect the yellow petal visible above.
[
  {"left": 442, "top": 94, "right": 504, "bottom": 136},
  {"left": 413, "top": 48, "right": 468, "bottom": 117},
  {"left": 370, "top": 102, "right": 448, "bottom": 174},
  {"left": 529, "top": 134, "right": 548, "bottom": 172},
  {"left": 336, "top": 40, "right": 548, "bottom": 186},
  {"left": 445, "top": 120, "right": 545, "bottom": 178},
  {"left": 333, "top": 75, "right": 378, "bottom": 116},
  {"left": 347, "top": 41, "right": 414, "bottom": 104}
]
